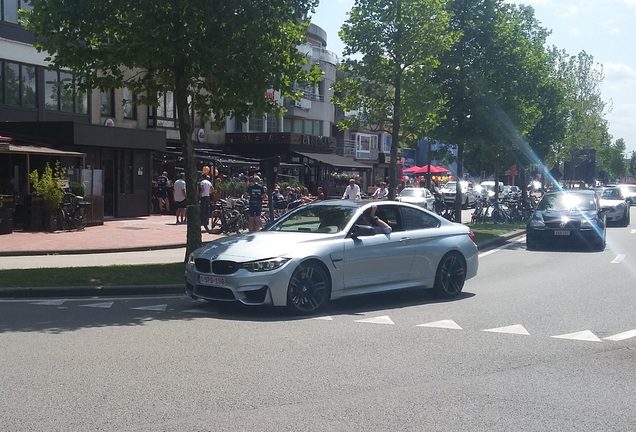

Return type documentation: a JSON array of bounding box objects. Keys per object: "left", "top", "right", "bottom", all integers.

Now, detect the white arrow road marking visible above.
[
  {"left": 604, "top": 329, "right": 636, "bottom": 341},
  {"left": 30, "top": 300, "right": 66, "bottom": 306},
  {"left": 131, "top": 304, "right": 167, "bottom": 311},
  {"left": 355, "top": 315, "right": 395, "bottom": 325},
  {"left": 631, "top": 229, "right": 636, "bottom": 234},
  {"left": 552, "top": 330, "right": 602, "bottom": 342},
  {"left": 611, "top": 254, "right": 626, "bottom": 263},
  {"left": 78, "top": 302, "right": 114, "bottom": 309},
  {"left": 483, "top": 324, "right": 530, "bottom": 335},
  {"left": 312, "top": 316, "right": 334, "bottom": 321},
  {"left": 417, "top": 319, "right": 462, "bottom": 330}
]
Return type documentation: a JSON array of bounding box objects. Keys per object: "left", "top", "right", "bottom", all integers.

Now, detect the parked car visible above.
[
  {"left": 617, "top": 184, "right": 636, "bottom": 206},
  {"left": 590, "top": 186, "right": 630, "bottom": 226},
  {"left": 185, "top": 200, "right": 479, "bottom": 314},
  {"left": 395, "top": 187, "right": 435, "bottom": 210},
  {"left": 502, "top": 185, "right": 513, "bottom": 201},
  {"left": 440, "top": 180, "right": 476, "bottom": 208},
  {"left": 479, "top": 181, "right": 504, "bottom": 200},
  {"left": 526, "top": 190, "right": 606, "bottom": 251}
]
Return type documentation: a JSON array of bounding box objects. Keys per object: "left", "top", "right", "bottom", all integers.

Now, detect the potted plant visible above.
[{"left": 29, "top": 161, "right": 66, "bottom": 231}]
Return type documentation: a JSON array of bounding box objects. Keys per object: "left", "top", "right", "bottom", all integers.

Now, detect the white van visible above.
[{"left": 480, "top": 181, "right": 504, "bottom": 200}]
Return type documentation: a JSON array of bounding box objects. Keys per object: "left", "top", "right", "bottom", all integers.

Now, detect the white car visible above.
[
  {"left": 185, "top": 200, "right": 479, "bottom": 314},
  {"left": 440, "top": 181, "right": 476, "bottom": 208},
  {"left": 395, "top": 187, "right": 435, "bottom": 210},
  {"left": 617, "top": 184, "right": 636, "bottom": 206},
  {"left": 591, "top": 187, "right": 630, "bottom": 226}
]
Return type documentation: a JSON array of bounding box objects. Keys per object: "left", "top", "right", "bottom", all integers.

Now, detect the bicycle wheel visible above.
[
  {"left": 491, "top": 208, "right": 506, "bottom": 224},
  {"left": 207, "top": 210, "right": 223, "bottom": 234},
  {"left": 72, "top": 206, "right": 88, "bottom": 230}
]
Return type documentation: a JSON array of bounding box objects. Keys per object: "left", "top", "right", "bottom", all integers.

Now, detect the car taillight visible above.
[{"left": 468, "top": 230, "right": 476, "bottom": 243}]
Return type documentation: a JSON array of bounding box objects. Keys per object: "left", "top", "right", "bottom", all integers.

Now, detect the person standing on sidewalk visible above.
[
  {"left": 247, "top": 175, "right": 265, "bottom": 232},
  {"left": 199, "top": 173, "right": 213, "bottom": 227},
  {"left": 156, "top": 171, "right": 170, "bottom": 213},
  {"left": 173, "top": 172, "right": 187, "bottom": 224}
]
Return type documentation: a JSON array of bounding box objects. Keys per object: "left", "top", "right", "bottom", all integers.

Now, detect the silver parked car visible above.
[
  {"left": 591, "top": 186, "right": 630, "bottom": 226},
  {"left": 395, "top": 187, "right": 435, "bottom": 210},
  {"left": 440, "top": 180, "right": 476, "bottom": 208},
  {"left": 185, "top": 200, "right": 479, "bottom": 314}
]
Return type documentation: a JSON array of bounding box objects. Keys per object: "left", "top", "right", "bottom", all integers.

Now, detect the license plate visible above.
[
  {"left": 554, "top": 230, "right": 570, "bottom": 236},
  {"left": 199, "top": 275, "right": 226, "bottom": 286}
]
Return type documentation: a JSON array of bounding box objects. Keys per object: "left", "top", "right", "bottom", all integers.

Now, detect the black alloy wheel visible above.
[
  {"left": 287, "top": 262, "right": 331, "bottom": 315},
  {"left": 433, "top": 252, "right": 466, "bottom": 298}
]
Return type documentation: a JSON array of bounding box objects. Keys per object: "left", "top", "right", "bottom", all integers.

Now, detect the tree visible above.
[
  {"left": 332, "top": 0, "right": 457, "bottom": 199},
  {"left": 24, "top": 0, "right": 320, "bottom": 259},
  {"left": 429, "top": 0, "right": 552, "bottom": 220}
]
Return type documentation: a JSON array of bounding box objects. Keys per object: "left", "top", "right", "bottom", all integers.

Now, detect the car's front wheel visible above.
[
  {"left": 287, "top": 262, "right": 331, "bottom": 315},
  {"left": 433, "top": 252, "right": 466, "bottom": 298}
]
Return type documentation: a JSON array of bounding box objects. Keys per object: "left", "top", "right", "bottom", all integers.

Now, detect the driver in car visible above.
[{"left": 356, "top": 205, "right": 392, "bottom": 234}]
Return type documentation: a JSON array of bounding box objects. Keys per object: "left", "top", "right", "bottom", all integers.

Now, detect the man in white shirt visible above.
[
  {"left": 372, "top": 182, "right": 389, "bottom": 200},
  {"left": 173, "top": 172, "right": 187, "bottom": 224},
  {"left": 342, "top": 178, "right": 361, "bottom": 200}
]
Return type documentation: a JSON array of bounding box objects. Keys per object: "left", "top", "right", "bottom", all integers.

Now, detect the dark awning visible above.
[
  {"left": 0, "top": 141, "right": 86, "bottom": 157},
  {"left": 294, "top": 151, "right": 369, "bottom": 169}
]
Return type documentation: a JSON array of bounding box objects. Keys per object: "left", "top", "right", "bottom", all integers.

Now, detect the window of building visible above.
[
  {"left": 283, "top": 118, "right": 292, "bottom": 133},
  {"left": 249, "top": 117, "right": 264, "bottom": 132},
  {"left": 1, "top": 61, "right": 36, "bottom": 108},
  {"left": 2, "top": 0, "right": 32, "bottom": 23},
  {"left": 234, "top": 117, "right": 244, "bottom": 132},
  {"left": 149, "top": 91, "right": 177, "bottom": 128},
  {"left": 44, "top": 68, "right": 87, "bottom": 114},
  {"left": 100, "top": 89, "right": 114, "bottom": 116},
  {"left": 266, "top": 114, "right": 280, "bottom": 132},
  {"left": 122, "top": 87, "right": 136, "bottom": 119}
]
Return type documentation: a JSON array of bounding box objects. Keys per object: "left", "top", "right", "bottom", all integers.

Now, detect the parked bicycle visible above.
[{"left": 50, "top": 192, "right": 89, "bottom": 231}]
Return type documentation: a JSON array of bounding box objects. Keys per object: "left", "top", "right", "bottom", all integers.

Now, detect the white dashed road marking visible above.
[
  {"left": 604, "top": 329, "right": 636, "bottom": 341},
  {"left": 131, "top": 304, "right": 167, "bottom": 311},
  {"left": 355, "top": 315, "right": 395, "bottom": 325},
  {"left": 313, "top": 316, "right": 334, "bottom": 321},
  {"left": 483, "top": 324, "right": 530, "bottom": 335},
  {"left": 30, "top": 299, "right": 66, "bottom": 306},
  {"left": 552, "top": 330, "right": 602, "bottom": 342},
  {"left": 78, "top": 301, "right": 114, "bottom": 309},
  {"left": 611, "top": 254, "right": 626, "bottom": 263},
  {"left": 417, "top": 319, "right": 463, "bottom": 330}
]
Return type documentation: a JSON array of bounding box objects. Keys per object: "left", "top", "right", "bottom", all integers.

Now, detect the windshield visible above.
[
  {"left": 443, "top": 182, "right": 457, "bottom": 190},
  {"left": 267, "top": 204, "right": 357, "bottom": 233},
  {"left": 399, "top": 189, "right": 426, "bottom": 198},
  {"left": 537, "top": 193, "right": 597, "bottom": 211},
  {"left": 600, "top": 188, "right": 621, "bottom": 199}
]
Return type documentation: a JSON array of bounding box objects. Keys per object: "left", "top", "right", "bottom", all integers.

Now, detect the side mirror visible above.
[{"left": 351, "top": 224, "right": 376, "bottom": 238}]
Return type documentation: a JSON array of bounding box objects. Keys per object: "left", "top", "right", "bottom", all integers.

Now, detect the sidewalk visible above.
[{"left": 0, "top": 214, "right": 218, "bottom": 256}]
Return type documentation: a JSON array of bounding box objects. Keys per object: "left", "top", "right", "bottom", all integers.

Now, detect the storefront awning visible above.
[
  {"left": 294, "top": 151, "right": 369, "bottom": 169},
  {"left": 0, "top": 141, "right": 86, "bottom": 157}
]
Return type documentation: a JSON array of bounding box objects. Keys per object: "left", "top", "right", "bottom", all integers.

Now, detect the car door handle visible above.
[{"left": 399, "top": 237, "right": 411, "bottom": 242}]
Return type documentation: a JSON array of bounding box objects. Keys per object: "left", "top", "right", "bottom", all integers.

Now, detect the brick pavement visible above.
[{"left": 0, "top": 214, "right": 220, "bottom": 256}]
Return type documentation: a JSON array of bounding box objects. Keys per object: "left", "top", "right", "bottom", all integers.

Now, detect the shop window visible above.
[
  {"left": 249, "top": 117, "right": 264, "bottom": 132},
  {"left": 267, "top": 114, "right": 281, "bottom": 132}
]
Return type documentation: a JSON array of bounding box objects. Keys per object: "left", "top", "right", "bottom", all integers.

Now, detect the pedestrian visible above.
[
  {"left": 342, "top": 178, "right": 361, "bottom": 200},
  {"left": 372, "top": 182, "right": 389, "bottom": 200},
  {"left": 173, "top": 172, "right": 187, "bottom": 224},
  {"left": 247, "top": 175, "right": 265, "bottom": 232},
  {"left": 316, "top": 186, "right": 325, "bottom": 201},
  {"left": 199, "top": 173, "right": 213, "bottom": 227},
  {"left": 156, "top": 171, "right": 170, "bottom": 212}
]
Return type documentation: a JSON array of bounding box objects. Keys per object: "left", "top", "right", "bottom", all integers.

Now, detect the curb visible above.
[{"left": 0, "top": 243, "right": 187, "bottom": 257}]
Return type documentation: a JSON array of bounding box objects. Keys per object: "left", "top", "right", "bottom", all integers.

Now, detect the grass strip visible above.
[
  {"left": 0, "top": 263, "right": 185, "bottom": 288},
  {"left": 467, "top": 222, "right": 525, "bottom": 244}
]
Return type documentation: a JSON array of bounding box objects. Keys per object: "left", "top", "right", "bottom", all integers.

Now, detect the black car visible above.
[{"left": 526, "top": 190, "right": 606, "bottom": 251}]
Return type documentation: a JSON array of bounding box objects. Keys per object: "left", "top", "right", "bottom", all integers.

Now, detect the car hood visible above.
[
  {"left": 598, "top": 198, "right": 625, "bottom": 207},
  {"left": 194, "top": 231, "right": 340, "bottom": 261},
  {"left": 535, "top": 209, "right": 599, "bottom": 221},
  {"left": 397, "top": 196, "right": 427, "bottom": 203}
]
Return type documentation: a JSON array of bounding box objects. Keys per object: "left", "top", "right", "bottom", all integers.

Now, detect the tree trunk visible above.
[
  {"left": 455, "top": 143, "right": 464, "bottom": 223},
  {"left": 174, "top": 69, "right": 202, "bottom": 261}
]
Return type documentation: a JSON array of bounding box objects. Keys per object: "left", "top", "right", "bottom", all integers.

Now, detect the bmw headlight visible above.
[
  {"left": 528, "top": 217, "right": 545, "bottom": 228},
  {"left": 242, "top": 257, "right": 290, "bottom": 272}
]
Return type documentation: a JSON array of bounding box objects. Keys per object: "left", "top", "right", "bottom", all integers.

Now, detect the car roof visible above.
[{"left": 545, "top": 189, "right": 596, "bottom": 196}]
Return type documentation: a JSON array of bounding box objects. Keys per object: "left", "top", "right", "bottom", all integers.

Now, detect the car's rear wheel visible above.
[
  {"left": 433, "top": 252, "right": 466, "bottom": 298},
  {"left": 287, "top": 262, "right": 331, "bottom": 315}
]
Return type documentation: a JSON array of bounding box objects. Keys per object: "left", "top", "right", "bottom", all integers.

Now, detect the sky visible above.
[{"left": 310, "top": 0, "right": 636, "bottom": 155}]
